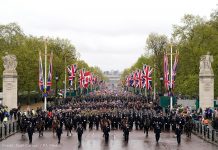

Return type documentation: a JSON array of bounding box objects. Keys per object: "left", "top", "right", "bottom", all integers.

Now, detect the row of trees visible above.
[
  {"left": 121, "top": 8, "right": 218, "bottom": 98},
  {"left": 0, "top": 23, "right": 106, "bottom": 97}
]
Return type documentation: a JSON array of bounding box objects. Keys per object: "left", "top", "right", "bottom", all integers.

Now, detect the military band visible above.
[{"left": 15, "top": 94, "right": 195, "bottom": 146}]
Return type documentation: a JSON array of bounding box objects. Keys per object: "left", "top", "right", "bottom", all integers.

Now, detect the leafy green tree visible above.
[
  {"left": 146, "top": 33, "right": 168, "bottom": 92},
  {"left": 121, "top": 8, "right": 218, "bottom": 98},
  {"left": 0, "top": 23, "right": 106, "bottom": 103}
]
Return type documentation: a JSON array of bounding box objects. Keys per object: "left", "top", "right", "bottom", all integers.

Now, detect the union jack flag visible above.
[
  {"left": 46, "top": 52, "right": 53, "bottom": 92},
  {"left": 89, "top": 73, "right": 94, "bottom": 85},
  {"left": 143, "top": 64, "right": 153, "bottom": 90},
  {"left": 136, "top": 70, "right": 143, "bottom": 88},
  {"left": 79, "top": 69, "right": 85, "bottom": 88},
  {"left": 93, "top": 76, "right": 98, "bottom": 85},
  {"left": 84, "top": 71, "right": 91, "bottom": 88},
  {"left": 132, "top": 71, "right": 138, "bottom": 87},
  {"left": 129, "top": 74, "right": 134, "bottom": 87},
  {"left": 67, "top": 64, "right": 77, "bottom": 86},
  {"left": 172, "top": 52, "right": 179, "bottom": 89},
  {"left": 125, "top": 75, "right": 130, "bottom": 87},
  {"left": 164, "top": 52, "right": 170, "bottom": 91},
  {"left": 38, "top": 52, "right": 44, "bottom": 92},
  {"left": 79, "top": 69, "right": 92, "bottom": 89}
]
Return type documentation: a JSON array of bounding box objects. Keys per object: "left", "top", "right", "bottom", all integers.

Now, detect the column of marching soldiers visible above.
[{"left": 16, "top": 94, "right": 193, "bottom": 146}]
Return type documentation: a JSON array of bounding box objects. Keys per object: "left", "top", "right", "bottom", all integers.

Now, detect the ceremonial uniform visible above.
[
  {"left": 175, "top": 124, "right": 182, "bottom": 144},
  {"left": 77, "top": 124, "right": 83, "bottom": 146},
  {"left": 154, "top": 122, "right": 161, "bottom": 143},
  {"left": 56, "top": 125, "right": 62, "bottom": 144},
  {"left": 27, "top": 123, "right": 34, "bottom": 144}
]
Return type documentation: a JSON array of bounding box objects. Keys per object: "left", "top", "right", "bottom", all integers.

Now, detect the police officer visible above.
[
  {"left": 27, "top": 122, "right": 34, "bottom": 144},
  {"left": 88, "top": 115, "right": 94, "bottom": 130},
  {"left": 77, "top": 124, "right": 84, "bottom": 146},
  {"left": 175, "top": 124, "right": 182, "bottom": 144},
  {"left": 56, "top": 124, "right": 62, "bottom": 144},
  {"left": 123, "top": 123, "right": 130, "bottom": 142},
  {"left": 143, "top": 116, "right": 150, "bottom": 137},
  {"left": 95, "top": 115, "right": 100, "bottom": 130},
  {"left": 154, "top": 122, "right": 161, "bottom": 143},
  {"left": 82, "top": 115, "right": 87, "bottom": 130},
  {"left": 103, "top": 122, "right": 110, "bottom": 143}
]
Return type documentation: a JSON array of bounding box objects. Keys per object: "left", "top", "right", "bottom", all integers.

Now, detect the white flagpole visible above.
[
  {"left": 153, "top": 65, "right": 156, "bottom": 101},
  {"left": 44, "top": 39, "right": 47, "bottom": 111},
  {"left": 170, "top": 45, "right": 173, "bottom": 110},
  {"left": 64, "top": 57, "right": 67, "bottom": 99}
]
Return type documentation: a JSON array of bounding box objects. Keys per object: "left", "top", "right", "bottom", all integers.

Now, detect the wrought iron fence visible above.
[
  {"left": 192, "top": 120, "right": 218, "bottom": 145},
  {"left": 0, "top": 118, "right": 18, "bottom": 141}
]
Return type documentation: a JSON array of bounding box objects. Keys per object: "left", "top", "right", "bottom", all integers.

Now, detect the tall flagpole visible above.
[
  {"left": 153, "top": 64, "right": 156, "bottom": 101},
  {"left": 74, "top": 75, "right": 76, "bottom": 96},
  {"left": 44, "top": 39, "right": 47, "bottom": 111},
  {"left": 64, "top": 57, "right": 67, "bottom": 99},
  {"left": 170, "top": 45, "right": 173, "bottom": 110},
  {"left": 74, "top": 64, "right": 77, "bottom": 92}
]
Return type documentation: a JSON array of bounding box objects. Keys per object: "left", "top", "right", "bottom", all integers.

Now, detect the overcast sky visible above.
[{"left": 0, "top": 0, "right": 217, "bottom": 71}]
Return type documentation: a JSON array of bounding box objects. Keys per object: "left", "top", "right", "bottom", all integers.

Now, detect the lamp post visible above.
[
  {"left": 55, "top": 72, "right": 59, "bottom": 98},
  {"left": 160, "top": 77, "right": 163, "bottom": 96}
]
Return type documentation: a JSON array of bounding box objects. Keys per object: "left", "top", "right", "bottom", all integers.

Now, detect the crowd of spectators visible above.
[{"left": 0, "top": 105, "right": 18, "bottom": 123}]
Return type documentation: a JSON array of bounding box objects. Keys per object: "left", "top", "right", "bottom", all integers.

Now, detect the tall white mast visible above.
[
  {"left": 170, "top": 45, "right": 173, "bottom": 110},
  {"left": 44, "top": 39, "right": 47, "bottom": 111},
  {"left": 64, "top": 57, "right": 67, "bottom": 99}
]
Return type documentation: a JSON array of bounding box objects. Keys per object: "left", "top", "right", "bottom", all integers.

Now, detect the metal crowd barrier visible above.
[
  {"left": 0, "top": 118, "right": 18, "bottom": 141},
  {"left": 192, "top": 120, "right": 218, "bottom": 145}
]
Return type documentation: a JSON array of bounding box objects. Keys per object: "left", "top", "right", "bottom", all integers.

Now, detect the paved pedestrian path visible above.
[{"left": 1, "top": 130, "right": 218, "bottom": 150}]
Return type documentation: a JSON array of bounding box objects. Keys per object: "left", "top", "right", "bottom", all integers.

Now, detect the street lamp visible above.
[
  {"left": 55, "top": 72, "right": 59, "bottom": 98},
  {"left": 160, "top": 77, "right": 163, "bottom": 96}
]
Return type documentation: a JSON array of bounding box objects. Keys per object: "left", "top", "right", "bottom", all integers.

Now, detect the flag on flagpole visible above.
[
  {"left": 46, "top": 52, "right": 53, "bottom": 92},
  {"left": 67, "top": 64, "right": 77, "bottom": 86},
  {"left": 133, "top": 71, "right": 138, "bottom": 87},
  {"left": 79, "top": 69, "right": 85, "bottom": 88},
  {"left": 143, "top": 65, "right": 153, "bottom": 90},
  {"left": 38, "top": 52, "right": 44, "bottom": 92},
  {"left": 136, "top": 69, "right": 143, "bottom": 88},
  {"left": 164, "top": 52, "right": 170, "bottom": 91},
  {"left": 129, "top": 74, "right": 134, "bottom": 87},
  {"left": 126, "top": 75, "right": 130, "bottom": 87},
  {"left": 84, "top": 71, "right": 91, "bottom": 88},
  {"left": 172, "top": 52, "right": 179, "bottom": 89},
  {"left": 89, "top": 73, "right": 94, "bottom": 85}
]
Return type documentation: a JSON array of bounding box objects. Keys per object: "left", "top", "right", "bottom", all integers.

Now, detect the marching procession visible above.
[{"left": 13, "top": 93, "right": 195, "bottom": 146}]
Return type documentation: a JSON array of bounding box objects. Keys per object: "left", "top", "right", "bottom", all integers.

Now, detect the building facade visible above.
[{"left": 104, "top": 70, "right": 121, "bottom": 90}]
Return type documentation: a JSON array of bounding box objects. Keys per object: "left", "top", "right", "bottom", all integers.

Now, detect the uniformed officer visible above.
[
  {"left": 123, "top": 123, "right": 130, "bottom": 142},
  {"left": 56, "top": 124, "right": 62, "bottom": 144},
  {"left": 95, "top": 115, "right": 100, "bottom": 130},
  {"left": 154, "top": 122, "right": 161, "bottom": 143},
  {"left": 103, "top": 122, "right": 110, "bottom": 143},
  {"left": 27, "top": 122, "right": 34, "bottom": 144},
  {"left": 143, "top": 116, "right": 150, "bottom": 137},
  {"left": 77, "top": 124, "right": 84, "bottom": 147},
  {"left": 175, "top": 124, "right": 182, "bottom": 144}
]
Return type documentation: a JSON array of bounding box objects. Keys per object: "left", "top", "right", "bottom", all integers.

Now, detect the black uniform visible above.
[
  {"left": 175, "top": 125, "right": 182, "bottom": 144},
  {"left": 56, "top": 126, "right": 62, "bottom": 144},
  {"left": 95, "top": 115, "right": 100, "bottom": 130},
  {"left": 123, "top": 125, "right": 130, "bottom": 142},
  {"left": 77, "top": 125, "right": 83, "bottom": 145},
  {"left": 154, "top": 123, "right": 161, "bottom": 143},
  {"left": 103, "top": 125, "right": 110, "bottom": 142},
  {"left": 27, "top": 123, "right": 34, "bottom": 144},
  {"left": 143, "top": 117, "right": 150, "bottom": 136}
]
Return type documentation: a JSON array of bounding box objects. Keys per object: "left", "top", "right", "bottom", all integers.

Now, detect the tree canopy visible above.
[
  {"left": 121, "top": 8, "right": 218, "bottom": 98},
  {"left": 0, "top": 23, "right": 105, "bottom": 94}
]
